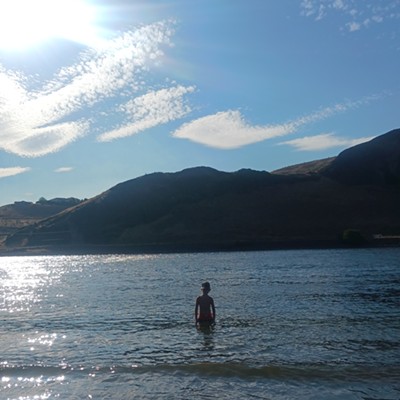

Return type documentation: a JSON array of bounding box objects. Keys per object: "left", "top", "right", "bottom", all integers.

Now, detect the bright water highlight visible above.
[{"left": 1, "top": 249, "right": 399, "bottom": 399}]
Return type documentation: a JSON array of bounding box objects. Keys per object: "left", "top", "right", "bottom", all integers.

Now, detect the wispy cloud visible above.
[
  {"left": 98, "top": 85, "right": 195, "bottom": 142},
  {"left": 279, "top": 133, "right": 375, "bottom": 151},
  {"left": 300, "top": 0, "right": 400, "bottom": 32},
  {"left": 54, "top": 167, "right": 74, "bottom": 173},
  {"left": 0, "top": 21, "right": 192, "bottom": 157},
  {"left": 0, "top": 166, "right": 31, "bottom": 178},
  {"left": 173, "top": 110, "right": 292, "bottom": 149},
  {"left": 172, "top": 97, "right": 376, "bottom": 149}
]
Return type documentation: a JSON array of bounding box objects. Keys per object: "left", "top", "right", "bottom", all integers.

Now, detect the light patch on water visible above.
[
  {"left": 0, "top": 256, "right": 65, "bottom": 313},
  {"left": 0, "top": 249, "right": 399, "bottom": 399}
]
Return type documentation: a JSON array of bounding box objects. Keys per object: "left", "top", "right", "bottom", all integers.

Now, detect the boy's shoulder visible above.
[{"left": 197, "top": 294, "right": 212, "bottom": 300}]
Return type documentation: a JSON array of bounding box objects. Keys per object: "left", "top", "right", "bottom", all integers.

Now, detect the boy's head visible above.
[{"left": 201, "top": 281, "right": 211, "bottom": 293}]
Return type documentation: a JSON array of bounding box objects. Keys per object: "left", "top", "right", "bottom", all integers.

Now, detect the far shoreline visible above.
[{"left": 0, "top": 239, "right": 398, "bottom": 257}]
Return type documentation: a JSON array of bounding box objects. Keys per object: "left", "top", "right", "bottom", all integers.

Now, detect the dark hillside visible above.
[
  {"left": 3, "top": 129, "right": 400, "bottom": 253},
  {"left": 322, "top": 129, "right": 400, "bottom": 185},
  {"left": 0, "top": 198, "right": 82, "bottom": 241},
  {"left": 272, "top": 157, "right": 334, "bottom": 175}
]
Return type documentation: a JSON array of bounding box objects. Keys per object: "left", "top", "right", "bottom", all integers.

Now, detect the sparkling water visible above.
[{"left": 1, "top": 249, "right": 399, "bottom": 399}]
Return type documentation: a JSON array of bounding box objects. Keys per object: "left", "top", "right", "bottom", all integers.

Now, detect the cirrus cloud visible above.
[
  {"left": 300, "top": 0, "right": 400, "bottom": 32},
  {"left": 173, "top": 110, "right": 294, "bottom": 149},
  {"left": 54, "top": 167, "right": 74, "bottom": 173},
  {"left": 279, "top": 133, "right": 375, "bottom": 151},
  {"left": 0, "top": 21, "right": 190, "bottom": 157},
  {"left": 98, "top": 85, "right": 196, "bottom": 142},
  {"left": 172, "top": 97, "right": 377, "bottom": 149},
  {"left": 0, "top": 166, "right": 31, "bottom": 178}
]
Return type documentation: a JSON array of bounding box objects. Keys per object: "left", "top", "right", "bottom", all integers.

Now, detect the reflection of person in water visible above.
[{"left": 195, "top": 282, "right": 215, "bottom": 324}]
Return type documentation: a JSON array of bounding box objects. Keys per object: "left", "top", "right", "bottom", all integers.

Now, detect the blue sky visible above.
[{"left": 0, "top": 0, "right": 399, "bottom": 205}]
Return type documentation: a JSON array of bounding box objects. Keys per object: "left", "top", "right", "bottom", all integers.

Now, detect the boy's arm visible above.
[
  {"left": 195, "top": 298, "right": 199, "bottom": 322},
  {"left": 211, "top": 298, "right": 216, "bottom": 321}
]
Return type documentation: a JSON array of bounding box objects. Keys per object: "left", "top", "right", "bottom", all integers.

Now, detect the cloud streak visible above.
[
  {"left": 0, "top": 167, "right": 31, "bottom": 178},
  {"left": 98, "top": 85, "right": 195, "bottom": 142},
  {"left": 172, "top": 97, "right": 376, "bottom": 149},
  {"left": 300, "top": 0, "right": 400, "bottom": 32},
  {"left": 54, "top": 167, "right": 74, "bottom": 173},
  {"left": 279, "top": 133, "right": 375, "bottom": 151},
  {"left": 0, "top": 21, "right": 193, "bottom": 157}
]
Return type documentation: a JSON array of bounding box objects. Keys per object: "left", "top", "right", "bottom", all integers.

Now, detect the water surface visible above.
[{"left": 1, "top": 249, "right": 399, "bottom": 399}]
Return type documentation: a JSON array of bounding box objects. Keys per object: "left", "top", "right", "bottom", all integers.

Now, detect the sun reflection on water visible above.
[{"left": 0, "top": 256, "right": 61, "bottom": 313}]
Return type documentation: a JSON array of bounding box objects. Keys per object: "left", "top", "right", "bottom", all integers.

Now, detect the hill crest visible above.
[{"left": 2, "top": 129, "right": 400, "bottom": 253}]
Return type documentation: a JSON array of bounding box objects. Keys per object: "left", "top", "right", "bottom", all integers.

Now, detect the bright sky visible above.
[{"left": 0, "top": 0, "right": 399, "bottom": 205}]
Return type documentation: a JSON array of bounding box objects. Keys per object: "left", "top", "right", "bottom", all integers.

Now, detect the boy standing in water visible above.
[{"left": 195, "top": 282, "right": 216, "bottom": 324}]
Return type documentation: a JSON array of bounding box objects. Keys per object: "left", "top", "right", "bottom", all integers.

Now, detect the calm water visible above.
[{"left": 0, "top": 249, "right": 399, "bottom": 399}]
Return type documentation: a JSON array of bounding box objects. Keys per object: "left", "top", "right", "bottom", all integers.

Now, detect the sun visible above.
[{"left": 0, "top": 0, "right": 101, "bottom": 50}]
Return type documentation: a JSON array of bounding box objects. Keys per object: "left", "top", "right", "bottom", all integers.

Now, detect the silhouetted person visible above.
[{"left": 195, "top": 282, "right": 215, "bottom": 325}]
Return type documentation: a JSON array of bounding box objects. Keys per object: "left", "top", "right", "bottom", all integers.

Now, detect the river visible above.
[{"left": 1, "top": 248, "right": 399, "bottom": 399}]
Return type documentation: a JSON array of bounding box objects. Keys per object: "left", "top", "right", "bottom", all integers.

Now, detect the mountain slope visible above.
[
  {"left": 322, "top": 129, "right": 400, "bottom": 185},
  {"left": 0, "top": 198, "right": 82, "bottom": 241},
  {"left": 4, "top": 129, "right": 400, "bottom": 252}
]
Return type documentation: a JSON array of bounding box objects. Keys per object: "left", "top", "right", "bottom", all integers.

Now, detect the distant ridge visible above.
[
  {"left": 272, "top": 157, "right": 335, "bottom": 175},
  {"left": 322, "top": 129, "right": 400, "bottom": 185},
  {"left": 0, "top": 198, "right": 82, "bottom": 242},
  {"left": 2, "top": 129, "right": 400, "bottom": 254}
]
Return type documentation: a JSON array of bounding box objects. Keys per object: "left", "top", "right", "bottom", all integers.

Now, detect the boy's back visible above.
[{"left": 195, "top": 284, "right": 215, "bottom": 323}]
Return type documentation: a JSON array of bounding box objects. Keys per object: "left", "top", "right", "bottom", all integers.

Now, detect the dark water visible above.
[{"left": 0, "top": 249, "right": 399, "bottom": 399}]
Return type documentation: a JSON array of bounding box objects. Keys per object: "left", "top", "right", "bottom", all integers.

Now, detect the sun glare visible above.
[{"left": 0, "top": 0, "right": 101, "bottom": 50}]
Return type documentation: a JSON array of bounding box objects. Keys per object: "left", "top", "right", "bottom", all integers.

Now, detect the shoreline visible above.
[{"left": 0, "top": 239, "right": 398, "bottom": 257}]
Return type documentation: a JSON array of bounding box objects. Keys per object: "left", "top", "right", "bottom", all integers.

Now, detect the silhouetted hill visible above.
[
  {"left": 322, "top": 129, "right": 400, "bottom": 185},
  {"left": 3, "top": 129, "right": 400, "bottom": 254},
  {"left": 272, "top": 157, "right": 335, "bottom": 175},
  {"left": 0, "top": 198, "right": 82, "bottom": 241}
]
